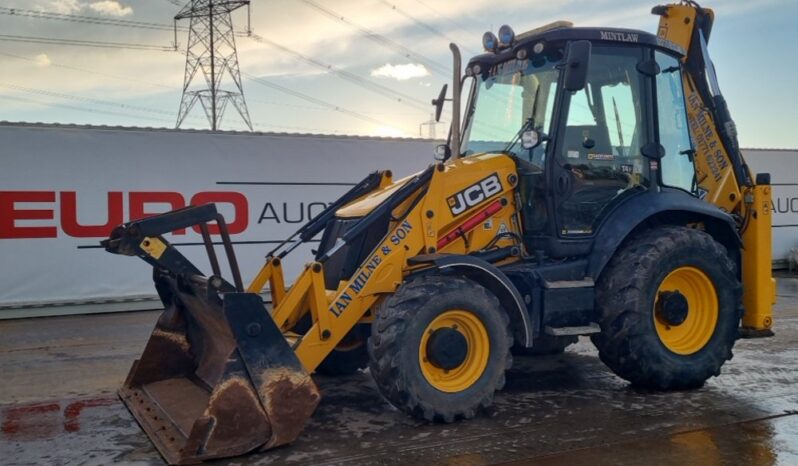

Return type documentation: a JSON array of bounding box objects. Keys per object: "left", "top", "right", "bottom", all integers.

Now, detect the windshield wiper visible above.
[{"left": 503, "top": 85, "right": 541, "bottom": 156}]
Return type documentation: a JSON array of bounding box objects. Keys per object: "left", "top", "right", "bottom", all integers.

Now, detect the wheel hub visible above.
[
  {"left": 653, "top": 266, "right": 719, "bottom": 355},
  {"left": 656, "top": 290, "right": 689, "bottom": 326},
  {"left": 418, "top": 309, "right": 490, "bottom": 393},
  {"left": 426, "top": 328, "right": 468, "bottom": 370}
]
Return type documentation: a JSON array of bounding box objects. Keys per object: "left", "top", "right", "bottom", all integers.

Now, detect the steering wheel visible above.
[{"left": 556, "top": 163, "right": 580, "bottom": 199}]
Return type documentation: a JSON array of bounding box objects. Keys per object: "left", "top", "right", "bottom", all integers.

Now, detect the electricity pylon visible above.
[{"left": 174, "top": 0, "right": 252, "bottom": 131}]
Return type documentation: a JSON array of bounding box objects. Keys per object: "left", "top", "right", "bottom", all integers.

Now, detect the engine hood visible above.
[{"left": 335, "top": 172, "right": 418, "bottom": 218}]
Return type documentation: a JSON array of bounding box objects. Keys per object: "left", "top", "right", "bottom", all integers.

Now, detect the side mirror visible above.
[
  {"left": 522, "top": 130, "right": 542, "bottom": 150},
  {"left": 431, "top": 84, "right": 448, "bottom": 122},
  {"left": 434, "top": 144, "right": 451, "bottom": 161},
  {"left": 563, "top": 40, "right": 591, "bottom": 92}
]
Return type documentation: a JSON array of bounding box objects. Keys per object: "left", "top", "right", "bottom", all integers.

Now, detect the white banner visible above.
[
  {"left": 1, "top": 123, "right": 795, "bottom": 314},
  {"left": 741, "top": 149, "right": 798, "bottom": 265},
  {"left": 0, "top": 124, "right": 433, "bottom": 309}
]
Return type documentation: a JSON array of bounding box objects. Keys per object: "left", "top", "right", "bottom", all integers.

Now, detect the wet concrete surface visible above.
[{"left": 2, "top": 276, "right": 797, "bottom": 465}]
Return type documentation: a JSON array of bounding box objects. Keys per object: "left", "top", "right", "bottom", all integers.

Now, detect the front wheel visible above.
[
  {"left": 592, "top": 226, "right": 742, "bottom": 390},
  {"left": 367, "top": 276, "right": 512, "bottom": 422}
]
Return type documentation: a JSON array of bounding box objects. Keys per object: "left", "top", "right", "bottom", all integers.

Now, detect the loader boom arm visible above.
[{"left": 655, "top": 2, "right": 775, "bottom": 333}]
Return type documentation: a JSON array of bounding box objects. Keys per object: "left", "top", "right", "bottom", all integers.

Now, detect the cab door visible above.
[{"left": 550, "top": 45, "right": 653, "bottom": 236}]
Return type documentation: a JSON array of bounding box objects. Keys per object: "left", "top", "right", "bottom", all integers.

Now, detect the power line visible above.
[
  {"left": 0, "top": 9, "right": 412, "bottom": 134},
  {"left": 1, "top": 4, "right": 439, "bottom": 114},
  {"left": 0, "top": 82, "right": 187, "bottom": 118},
  {"left": 0, "top": 49, "right": 415, "bottom": 117},
  {"left": 0, "top": 50, "right": 175, "bottom": 89},
  {"left": 241, "top": 71, "right": 398, "bottom": 129},
  {"left": 378, "top": 1, "right": 478, "bottom": 56},
  {"left": 246, "top": 32, "right": 429, "bottom": 112},
  {"left": 0, "top": 93, "right": 177, "bottom": 124},
  {"left": 299, "top": 0, "right": 450, "bottom": 77},
  {"left": 1, "top": 4, "right": 439, "bottom": 118},
  {"left": 0, "top": 82, "right": 360, "bottom": 134},
  {"left": 409, "top": 0, "right": 497, "bottom": 48},
  {"left": 0, "top": 68, "right": 416, "bottom": 134},
  {"left": 410, "top": 0, "right": 480, "bottom": 38},
  {"left": 0, "top": 34, "right": 174, "bottom": 52},
  {"left": 0, "top": 7, "right": 187, "bottom": 32}
]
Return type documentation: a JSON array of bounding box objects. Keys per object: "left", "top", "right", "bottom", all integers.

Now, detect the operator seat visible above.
[{"left": 559, "top": 125, "right": 632, "bottom": 232}]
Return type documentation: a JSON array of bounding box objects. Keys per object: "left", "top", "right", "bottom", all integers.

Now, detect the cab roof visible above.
[{"left": 467, "top": 25, "right": 685, "bottom": 69}]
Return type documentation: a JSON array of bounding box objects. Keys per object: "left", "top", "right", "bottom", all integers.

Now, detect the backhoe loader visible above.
[{"left": 102, "top": 2, "right": 776, "bottom": 463}]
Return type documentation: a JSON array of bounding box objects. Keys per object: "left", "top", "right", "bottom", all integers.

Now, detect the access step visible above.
[
  {"left": 544, "top": 322, "right": 601, "bottom": 336},
  {"left": 542, "top": 278, "right": 595, "bottom": 289}
]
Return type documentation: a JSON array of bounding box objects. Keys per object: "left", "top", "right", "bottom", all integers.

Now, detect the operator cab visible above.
[{"left": 457, "top": 23, "right": 696, "bottom": 258}]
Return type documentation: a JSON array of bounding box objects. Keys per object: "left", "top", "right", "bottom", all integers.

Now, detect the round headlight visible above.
[
  {"left": 482, "top": 31, "right": 498, "bottom": 52},
  {"left": 498, "top": 25, "right": 515, "bottom": 47},
  {"left": 472, "top": 64, "right": 482, "bottom": 75},
  {"left": 516, "top": 49, "right": 528, "bottom": 60},
  {"left": 533, "top": 42, "right": 545, "bottom": 54}
]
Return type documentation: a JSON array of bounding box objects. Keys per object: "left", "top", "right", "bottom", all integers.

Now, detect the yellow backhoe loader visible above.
[{"left": 102, "top": 2, "right": 776, "bottom": 463}]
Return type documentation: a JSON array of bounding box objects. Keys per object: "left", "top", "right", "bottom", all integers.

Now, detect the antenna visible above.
[{"left": 174, "top": 0, "right": 252, "bottom": 131}]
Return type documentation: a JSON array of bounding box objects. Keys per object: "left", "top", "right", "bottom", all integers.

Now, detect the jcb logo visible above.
[{"left": 447, "top": 173, "right": 502, "bottom": 216}]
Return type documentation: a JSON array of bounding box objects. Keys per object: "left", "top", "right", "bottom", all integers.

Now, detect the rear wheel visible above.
[
  {"left": 295, "top": 316, "right": 368, "bottom": 376},
  {"left": 315, "top": 333, "right": 368, "bottom": 376},
  {"left": 592, "top": 226, "right": 742, "bottom": 390},
  {"left": 368, "top": 275, "right": 512, "bottom": 422}
]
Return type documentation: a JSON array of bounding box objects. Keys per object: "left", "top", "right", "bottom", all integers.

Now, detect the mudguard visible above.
[{"left": 412, "top": 254, "right": 534, "bottom": 348}]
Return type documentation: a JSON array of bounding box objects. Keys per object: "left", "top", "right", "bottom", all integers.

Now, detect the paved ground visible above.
[{"left": 2, "top": 276, "right": 797, "bottom": 466}]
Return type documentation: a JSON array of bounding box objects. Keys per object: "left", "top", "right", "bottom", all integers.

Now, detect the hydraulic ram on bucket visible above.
[{"left": 102, "top": 204, "right": 319, "bottom": 464}]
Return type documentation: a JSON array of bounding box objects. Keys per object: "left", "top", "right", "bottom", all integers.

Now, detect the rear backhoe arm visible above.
[{"left": 655, "top": 2, "right": 775, "bottom": 334}]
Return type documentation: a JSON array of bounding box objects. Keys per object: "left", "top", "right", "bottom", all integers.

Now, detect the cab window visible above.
[
  {"left": 555, "top": 45, "right": 650, "bottom": 235},
  {"left": 656, "top": 51, "right": 695, "bottom": 193}
]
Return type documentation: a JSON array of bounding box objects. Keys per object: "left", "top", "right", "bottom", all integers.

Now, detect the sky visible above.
[{"left": 0, "top": 0, "right": 796, "bottom": 148}]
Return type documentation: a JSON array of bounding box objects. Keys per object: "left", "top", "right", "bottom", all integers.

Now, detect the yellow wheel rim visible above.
[
  {"left": 654, "top": 266, "right": 718, "bottom": 355},
  {"left": 419, "top": 310, "right": 490, "bottom": 393}
]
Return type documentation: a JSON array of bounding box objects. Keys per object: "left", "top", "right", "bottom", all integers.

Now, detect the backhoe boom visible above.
[{"left": 655, "top": 2, "right": 775, "bottom": 334}]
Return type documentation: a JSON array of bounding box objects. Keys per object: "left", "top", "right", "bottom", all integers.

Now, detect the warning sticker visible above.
[{"left": 567, "top": 150, "right": 580, "bottom": 159}]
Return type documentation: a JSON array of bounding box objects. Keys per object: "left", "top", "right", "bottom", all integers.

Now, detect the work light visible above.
[
  {"left": 483, "top": 31, "right": 498, "bottom": 52},
  {"left": 498, "top": 25, "right": 515, "bottom": 47}
]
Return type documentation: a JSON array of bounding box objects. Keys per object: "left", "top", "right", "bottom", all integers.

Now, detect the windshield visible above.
[{"left": 461, "top": 57, "right": 560, "bottom": 168}]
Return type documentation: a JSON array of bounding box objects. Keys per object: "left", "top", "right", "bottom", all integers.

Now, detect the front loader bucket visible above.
[
  {"left": 120, "top": 276, "right": 320, "bottom": 465},
  {"left": 103, "top": 205, "right": 320, "bottom": 463}
]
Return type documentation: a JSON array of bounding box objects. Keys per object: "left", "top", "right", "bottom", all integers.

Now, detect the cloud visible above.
[
  {"left": 34, "top": 54, "right": 52, "bottom": 67},
  {"left": 370, "top": 63, "right": 430, "bottom": 81},
  {"left": 44, "top": 0, "right": 83, "bottom": 14},
  {"left": 31, "top": 0, "right": 133, "bottom": 17},
  {"left": 87, "top": 0, "right": 133, "bottom": 17}
]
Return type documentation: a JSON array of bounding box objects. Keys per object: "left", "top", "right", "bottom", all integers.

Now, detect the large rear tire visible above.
[
  {"left": 368, "top": 275, "right": 512, "bottom": 422},
  {"left": 592, "top": 226, "right": 742, "bottom": 390},
  {"left": 315, "top": 336, "right": 368, "bottom": 376},
  {"left": 295, "top": 317, "right": 368, "bottom": 376}
]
